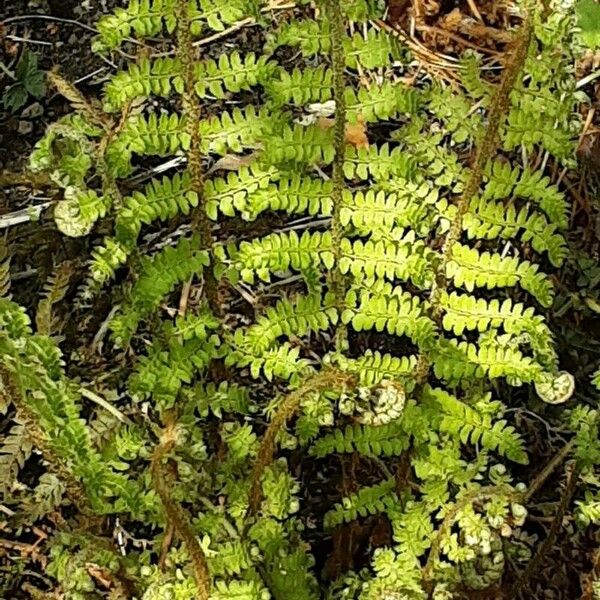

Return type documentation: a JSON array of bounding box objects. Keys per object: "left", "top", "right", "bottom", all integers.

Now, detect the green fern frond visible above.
[
  {"left": 431, "top": 337, "right": 544, "bottom": 386},
  {"left": 53, "top": 187, "right": 112, "bottom": 238},
  {"left": 0, "top": 419, "right": 34, "bottom": 495},
  {"left": 423, "top": 387, "right": 528, "bottom": 464},
  {"left": 184, "top": 381, "right": 254, "bottom": 417},
  {"left": 232, "top": 292, "right": 338, "bottom": 355},
  {"left": 346, "top": 82, "right": 421, "bottom": 123},
  {"left": 323, "top": 479, "right": 398, "bottom": 528},
  {"left": 266, "top": 66, "right": 333, "bottom": 106},
  {"left": 109, "top": 235, "right": 210, "bottom": 346},
  {"left": 439, "top": 291, "right": 553, "bottom": 341},
  {"left": 94, "top": 0, "right": 255, "bottom": 51},
  {"left": 128, "top": 334, "right": 221, "bottom": 409},
  {"left": 342, "top": 285, "right": 436, "bottom": 348},
  {"left": 344, "top": 144, "right": 417, "bottom": 181},
  {"left": 336, "top": 350, "right": 418, "bottom": 387},
  {"left": 104, "top": 52, "right": 276, "bottom": 111},
  {"left": 345, "top": 29, "right": 404, "bottom": 69},
  {"left": 262, "top": 123, "right": 335, "bottom": 166},
  {"left": 225, "top": 342, "right": 313, "bottom": 385},
  {"left": 310, "top": 420, "right": 409, "bottom": 458},
  {"left": 483, "top": 161, "right": 569, "bottom": 229},
  {"left": 447, "top": 243, "right": 554, "bottom": 307},
  {"left": 229, "top": 230, "right": 334, "bottom": 284},
  {"left": 106, "top": 107, "right": 277, "bottom": 177},
  {"left": 464, "top": 197, "right": 567, "bottom": 266},
  {"left": 88, "top": 239, "right": 130, "bottom": 287},
  {"left": 339, "top": 234, "right": 435, "bottom": 288}
]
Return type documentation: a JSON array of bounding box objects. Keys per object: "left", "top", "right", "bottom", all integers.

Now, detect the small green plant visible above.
[{"left": 2, "top": 48, "right": 46, "bottom": 112}]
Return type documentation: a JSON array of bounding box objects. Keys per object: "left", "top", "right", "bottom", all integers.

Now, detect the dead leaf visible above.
[
  {"left": 208, "top": 153, "right": 257, "bottom": 173},
  {"left": 345, "top": 118, "right": 370, "bottom": 149},
  {"left": 316, "top": 116, "right": 370, "bottom": 149}
]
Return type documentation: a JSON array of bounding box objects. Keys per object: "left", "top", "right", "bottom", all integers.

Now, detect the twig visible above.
[
  {"left": 506, "top": 462, "right": 580, "bottom": 598},
  {"left": 79, "top": 387, "right": 131, "bottom": 425},
  {"left": 0, "top": 202, "right": 54, "bottom": 230},
  {"left": 522, "top": 439, "right": 575, "bottom": 503},
  {"left": 466, "top": 0, "right": 484, "bottom": 22}
]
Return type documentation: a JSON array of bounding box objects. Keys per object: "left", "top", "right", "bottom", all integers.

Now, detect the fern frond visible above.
[
  {"left": 104, "top": 52, "right": 276, "bottom": 111},
  {"left": 106, "top": 107, "right": 277, "bottom": 177},
  {"left": 128, "top": 335, "right": 221, "bottom": 409},
  {"left": 439, "top": 291, "right": 553, "bottom": 341},
  {"left": 94, "top": 0, "right": 254, "bottom": 51},
  {"left": 36, "top": 261, "right": 75, "bottom": 336},
  {"left": 110, "top": 235, "right": 210, "bottom": 346},
  {"left": 211, "top": 579, "right": 271, "bottom": 600},
  {"left": 514, "top": 167, "right": 569, "bottom": 229},
  {"left": 345, "top": 29, "right": 403, "bottom": 69},
  {"left": 447, "top": 243, "right": 554, "bottom": 307},
  {"left": 342, "top": 285, "right": 436, "bottom": 349},
  {"left": 205, "top": 165, "right": 279, "bottom": 220},
  {"left": 226, "top": 341, "right": 313, "bottom": 385},
  {"left": 53, "top": 187, "right": 112, "bottom": 238},
  {"left": 343, "top": 143, "right": 417, "bottom": 181},
  {"left": 340, "top": 187, "right": 437, "bottom": 237},
  {"left": 262, "top": 123, "right": 335, "bottom": 166},
  {"left": 482, "top": 161, "right": 569, "bottom": 229},
  {"left": 266, "top": 66, "right": 333, "bottom": 106},
  {"left": 310, "top": 420, "right": 409, "bottom": 458},
  {"left": 88, "top": 239, "right": 130, "bottom": 287},
  {"left": 431, "top": 337, "right": 544, "bottom": 386},
  {"left": 423, "top": 387, "right": 528, "bottom": 464},
  {"left": 232, "top": 292, "right": 338, "bottom": 355},
  {"left": 268, "top": 21, "right": 401, "bottom": 68},
  {"left": 336, "top": 350, "right": 418, "bottom": 387},
  {"left": 346, "top": 82, "right": 421, "bottom": 123},
  {"left": 323, "top": 479, "right": 398, "bottom": 528},
  {"left": 339, "top": 234, "right": 435, "bottom": 288},
  {"left": 0, "top": 419, "right": 33, "bottom": 495},
  {"left": 229, "top": 230, "right": 334, "bottom": 284},
  {"left": 464, "top": 197, "right": 567, "bottom": 266},
  {"left": 184, "top": 381, "right": 254, "bottom": 417}
]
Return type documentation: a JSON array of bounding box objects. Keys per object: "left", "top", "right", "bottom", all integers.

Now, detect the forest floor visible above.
[{"left": 1, "top": 0, "right": 600, "bottom": 598}]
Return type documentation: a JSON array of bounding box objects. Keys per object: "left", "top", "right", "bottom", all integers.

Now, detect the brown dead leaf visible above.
[
  {"left": 316, "top": 116, "right": 369, "bottom": 149},
  {"left": 345, "top": 118, "right": 370, "bottom": 150},
  {"left": 209, "top": 153, "right": 257, "bottom": 173}
]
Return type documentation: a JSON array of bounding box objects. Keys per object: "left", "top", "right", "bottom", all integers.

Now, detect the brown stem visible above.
[
  {"left": 151, "top": 418, "right": 211, "bottom": 600},
  {"left": 175, "top": 0, "right": 220, "bottom": 316},
  {"left": 246, "top": 369, "right": 357, "bottom": 521},
  {"left": 506, "top": 462, "right": 580, "bottom": 598},
  {"left": 323, "top": 0, "right": 348, "bottom": 348}
]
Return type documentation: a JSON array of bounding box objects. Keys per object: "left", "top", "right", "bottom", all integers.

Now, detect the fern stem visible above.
[
  {"left": 175, "top": 0, "right": 220, "bottom": 315},
  {"left": 429, "top": 15, "right": 533, "bottom": 313},
  {"left": 323, "top": 0, "right": 348, "bottom": 346},
  {"left": 151, "top": 418, "right": 211, "bottom": 600},
  {"left": 422, "top": 484, "right": 515, "bottom": 592},
  {"left": 414, "top": 13, "right": 534, "bottom": 386},
  {"left": 246, "top": 369, "right": 356, "bottom": 521}
]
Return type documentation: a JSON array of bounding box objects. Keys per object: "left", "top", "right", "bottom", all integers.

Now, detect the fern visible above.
[
  {"left": 323, "top": 479, "right": 398, "bottom": 528},
  {"left": 17, "top": 0, "right": 587, "bottom": 598},
  {"left": 110, "top": 235, "right": 209, "bottom": 346},
  {"left": 0, "top": 419, "right": 34, "bottom": 496},
  {"left": 310, "top": 420, "right": 410, "bottom": 458},
  {"left": 104, "top": 52, "right": 276, "bottom": 111}
]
